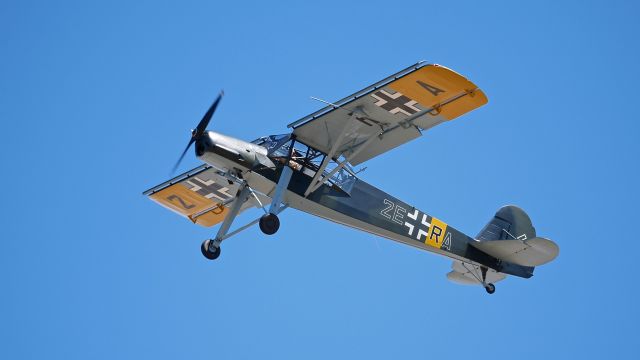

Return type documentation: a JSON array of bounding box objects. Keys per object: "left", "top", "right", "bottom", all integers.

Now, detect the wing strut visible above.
[
  {"left": 303, "top": 109, "right": 380, "bottom": 197},
  {"left": 303, "top": 116, "right": 358, "bottom": 197},
  {"left": 304, "top": 130, "right": 382, "bottom": 195}
]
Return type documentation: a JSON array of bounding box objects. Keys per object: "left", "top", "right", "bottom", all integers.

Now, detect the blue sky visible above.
[{"left": 2, "top": 0, "right": 639, "bottom": 358}]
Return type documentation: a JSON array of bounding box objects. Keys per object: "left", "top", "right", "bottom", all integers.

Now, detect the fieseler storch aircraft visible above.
[{"left": 143, "top": 62, "right": 559, "bottom": 294}]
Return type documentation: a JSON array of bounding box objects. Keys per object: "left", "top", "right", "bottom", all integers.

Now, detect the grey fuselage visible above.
[{"left": 195, "top": 131, "right": 533, "bottom": 278}]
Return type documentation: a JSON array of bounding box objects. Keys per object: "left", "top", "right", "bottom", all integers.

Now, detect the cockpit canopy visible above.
[
  {"left": 251, "top": 134, "right": 291, "bottom": 156},
  {"left": 252, "top": 133, "right": 358, "bottom": 194}
]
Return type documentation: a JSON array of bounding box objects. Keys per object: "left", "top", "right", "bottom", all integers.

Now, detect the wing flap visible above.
[
  {"left": 470, "top": 237, "right": 559, "bottom": 267},
  {"left": 347, "top": 124, "right": 421, "bottom": 166}
]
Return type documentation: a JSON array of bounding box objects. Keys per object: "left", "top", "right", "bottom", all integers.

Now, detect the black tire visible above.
[
  {"left": 201, "top": 239, "right": 221, "bottom": 260},
  {"left": 259, "top": 213, "right": 280, "bottom": 235},
  {"left": 485, "top": 283, "right": 496, "bottom": 294}
]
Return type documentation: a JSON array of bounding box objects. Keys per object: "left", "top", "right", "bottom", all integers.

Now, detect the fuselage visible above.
[{"left": 195, "top": 131, "right": 532, "bottom": 278}]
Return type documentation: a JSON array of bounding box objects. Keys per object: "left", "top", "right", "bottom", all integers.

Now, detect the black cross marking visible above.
[
  {"left": 185, "top": 177, "right": 232, "bottom": 200},
  {"left": 372, "top": 91, "right": 419, "bottom": 115}
]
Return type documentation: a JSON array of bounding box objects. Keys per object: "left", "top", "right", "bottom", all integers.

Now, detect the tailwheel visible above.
[
  {"left": 259, "top": 213, "right": 280, "bottom": 235},
  {"left": 201, "top": 239, "right": 221, "bottom": 260},
  {"left": 484, "top": 283, "right": 496, "bottom": 294}
]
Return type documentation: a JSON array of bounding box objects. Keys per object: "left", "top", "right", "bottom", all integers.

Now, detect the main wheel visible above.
[
  {"left": 201, "top": 239, "right": 221, "bottom": 260},
  {"left": 484, "top": 283, "right": 496, "bottom": 294},
  {"left": 259, "top": 213, "right": 280, "bottom": 235}
]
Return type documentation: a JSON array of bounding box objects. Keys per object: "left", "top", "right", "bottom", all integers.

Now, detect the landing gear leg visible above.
[
  {"left": 480, "top": 266, "right": 496, "bottom": 294},
  {"left": 260, "top": 165, "right": 293, "bottom": 235},
  {"left": 200, "top": 183, "right": 251, "bottom": 260}
]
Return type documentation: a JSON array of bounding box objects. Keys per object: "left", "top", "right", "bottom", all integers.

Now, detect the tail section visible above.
[{"left": 471, "top": 205, "right": 559, "bottom": 267}]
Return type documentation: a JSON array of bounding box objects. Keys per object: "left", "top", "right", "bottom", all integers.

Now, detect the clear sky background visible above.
[{"left": 2, "top": 0, "right": 639, "bottom": 359}]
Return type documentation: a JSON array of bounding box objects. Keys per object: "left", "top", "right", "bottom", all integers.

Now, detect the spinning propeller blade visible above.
[{"left": 171, "top": 91, "right": 224, "bottom": 174}]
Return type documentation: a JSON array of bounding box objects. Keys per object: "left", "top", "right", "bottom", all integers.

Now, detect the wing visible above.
[
  {"left": 288, "top": 62, "right": 488, "bottom": 165},
  {"left": 446, "top": 260, "right": 507, "bottom": 285},
  {"left": 143, "top": 165, "right": 268, "bottom": 227}
]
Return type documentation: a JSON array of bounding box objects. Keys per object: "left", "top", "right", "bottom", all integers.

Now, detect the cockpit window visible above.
[
  {"left": 255, "top": 134, "right": 358, "bottom": 195},
  {"left": 251, "top": 134, "right": 291, "bottom": 156}
]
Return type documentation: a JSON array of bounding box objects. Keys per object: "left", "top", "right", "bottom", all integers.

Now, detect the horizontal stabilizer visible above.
[
  {"left": 470, "top": 237, "right": 559, "bottom": 267},
  {"left": 446, "top": 261, "right": 506, "bottom": 285}
]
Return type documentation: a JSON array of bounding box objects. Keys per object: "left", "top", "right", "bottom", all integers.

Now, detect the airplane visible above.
[{"left": 143, "top": 61, "right": 559, "bottom": 294}]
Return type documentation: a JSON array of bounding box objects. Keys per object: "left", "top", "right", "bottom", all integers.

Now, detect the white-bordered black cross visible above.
[{"left": 371, "top": 90, "right": 420, "bottom": 116}]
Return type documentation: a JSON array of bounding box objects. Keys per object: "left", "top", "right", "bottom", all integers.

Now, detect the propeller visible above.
[{"left": 172, "top": 91, "right": 224, "bottom": 174}]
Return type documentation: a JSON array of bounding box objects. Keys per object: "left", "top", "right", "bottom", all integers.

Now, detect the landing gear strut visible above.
[
  {"left": 199, "top": 182, "right": 253, "bottom": 261},
  {"left": 259, "top": 213, "right": 280, "bottom": 235},
  {"left": 201, "top": 239, "right": 221, "bottom": 260},
  {"left": 480, "top": 266, "right": 496, "bottom": 294},
  {"left": 256, "top": 164, "right": 291, "bottom": 236},
  {"left": 198, "top": 156, "right": 294, "bottom": 259}
]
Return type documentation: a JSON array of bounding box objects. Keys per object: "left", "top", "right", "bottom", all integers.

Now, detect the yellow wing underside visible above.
[
  {"left": 144, "top": 166, "right": 250, "bottom": 228},
  {"left": 149, "top": 184, "right": 229, "bottom": 227},
  {"left": 388, "top": 64, "right": 488, "bottom": 121}
]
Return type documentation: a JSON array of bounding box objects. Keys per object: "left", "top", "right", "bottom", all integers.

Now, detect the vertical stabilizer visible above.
[{"left": 476, "top": 205, "right": 536, "bottom": 241}]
